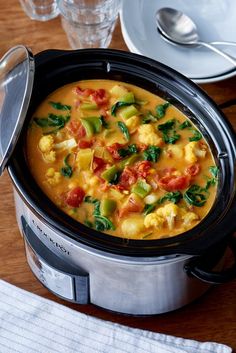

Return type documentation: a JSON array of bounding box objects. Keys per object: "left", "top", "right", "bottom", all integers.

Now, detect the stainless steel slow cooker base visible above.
[{"left": 14, "top": 190, "right": 214, "bottom": 315}]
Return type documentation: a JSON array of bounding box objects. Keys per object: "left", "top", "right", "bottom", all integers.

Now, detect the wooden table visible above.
[{"left": 0, "top": 1, "right": 236, "bottom": 350}]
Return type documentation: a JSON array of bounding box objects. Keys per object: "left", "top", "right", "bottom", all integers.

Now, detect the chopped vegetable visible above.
[
  {"left": 95, "top": 216, "right": 116, "bottom": 231},
  {"left": 54, "top": 138, "right": 77, "bottom": 150},
  {"left": 65, "top": 187, "right": 85, "bottom": 207},
  {"left": 119, "top": 105, "right": 139, "bottom": 120},
  {"left": 117, "top": 121, "right": 130, "bottom": 141},
  {"left": 184, "top": 185, "right": 207, "bottom": 207},
  {"left": 111, "top": 103, "right": 132, "bottom": 116},
  {"left": 156, "top": 102, "right": 170, "bottom": 119},
  {"left": 179, "top": 120, "right": 192, "bottom": 130},
  {"left": 158, "top": 175, "right": 190, "bottom": 192},
  {"left": 118, "top": 144, "right": 138, "bottom": 158},
  {"left": 99, "top": 116, "right": 109, "bottom": 128},
  {"left": 76, "top": 149, "right": 94, "bottom": 170},
  {"left": 101, "top": 166, "right": 120, "bottom": 183},
  {"left": 143, "top": 146, "right": 161, "bottom": 162},
  {"left": 189, "top": 129, "right": 202, "bottom": 142},
  {"left": 80, "top": 102, "right": 98, "bottom": 110},
  {"left": 80, "top": 119, "right": 95, "bottom": 137},
  {"left": 34, "top": 113, "right": 70, "bottom": 134},
  {"left": 84, "top": 196, "right": 115, "bottom": 230},
  {"left": 100, "top": 199, "right": 117, "bottom": 217},
  {"left": 117, "top": 154, "right": 140, "bottom": 169},
  {"left": 49, "top": 101, "right": 71, "bottom": 111},
  {"left": 132, "top": 179, "right": 152, "bottom": 198},
  {"left": 209, "top": 166, "right": 219, "bottom": 178},
  {"left": 61, "top": 154, "right": 73, "bottom": 178},
  {"left": 158, "top": 119, "right": 180, "bottom": 144},
  {"left": 111, "top": 92, "right": 136, "bottom": 116}
]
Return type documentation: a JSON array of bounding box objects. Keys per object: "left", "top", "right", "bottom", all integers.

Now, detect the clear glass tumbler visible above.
[
  {"left": 57, "top": 0, "right": 121, "bottom": 49},
  {"left": 19, "top": 0, "right": 59, "bottom": 21}
]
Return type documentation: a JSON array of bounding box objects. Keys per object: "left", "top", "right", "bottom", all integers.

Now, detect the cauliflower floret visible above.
[
  {"left": 125, "top": 115, "right": 140, "bottom": 133},
  {"left": 156, "top": 203, "right": 179, "bottom": 230},
  {"left": 38, "top": 135, "right": 54, "bottom": 153},
  {"left": 38, "top": 135, "right": 56, "bottom": 163},
  {"left": 43, "top": 150, "right": 56, "bottom": 163},
  {"left": 138, "top": 125, "right": 162, "bottom": 146},
  {"left": 182, "top": 212, "right": 199, "bottom": 226},
  {"left": 184, "top": 141, "right": 207, "bottom": 163},
  {"left": 46, "top": 168, "right": 61, "bottom": 186},
  {"left": 144, "top": 213, "right": 165, "bottom": 229}
]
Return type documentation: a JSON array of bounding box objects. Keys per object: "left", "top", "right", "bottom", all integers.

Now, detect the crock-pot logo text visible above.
[{"left": 32, "top": 219, "right": 70, "bottom": 256}]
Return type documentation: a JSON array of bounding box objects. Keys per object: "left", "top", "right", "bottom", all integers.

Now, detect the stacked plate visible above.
[{"left": 120, "top": 0, "right": 236, "bottom": 84}]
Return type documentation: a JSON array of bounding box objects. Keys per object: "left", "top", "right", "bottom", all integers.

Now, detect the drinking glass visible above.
[
  {"left": 57, "top": 0, "right": 121, "bottom": 49},
  {"left": 19, "top": 0, "right": 59, "bottom": 21}
]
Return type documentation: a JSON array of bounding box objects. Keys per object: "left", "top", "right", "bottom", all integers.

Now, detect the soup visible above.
[{"left": 26, "top": 80, "right": 218, "bottom": 240}]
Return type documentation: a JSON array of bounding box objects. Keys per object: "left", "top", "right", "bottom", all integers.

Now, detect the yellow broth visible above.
[{"left": 26, "top": 80, "right": 218, "bottom": 240}]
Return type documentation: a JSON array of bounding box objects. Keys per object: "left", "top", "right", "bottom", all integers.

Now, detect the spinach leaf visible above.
[
  {"left": 209, "top": 166, "right": 219, "bottom": 178},
  {"left": 179, "top": 120, "right": 192, "bottom": 130},
  {"left": 84, "top": 220, "right": 94, "bottom": 228},
  {"left": 93, "top": 200, "right": 101, "bottom": 217},
  {"left": 34, "top": 113, "right": 70, "bottom": 134},
  {"left": 84, "top": 196, "right": 115, "bottom": 231},
  {"left": 143, "top": 146, "right": 161, "bottom": 162},
  {"left": 143, "top": 204, "right": 156, "bottom": 216},
  {"left": 99, "top": 115, "right": 109, "bottom": 128},
  {"left": 189, "top": 129, "right": 202, "bottom": 141},
  {"left": 49, "top": 101, "right": 71, "bottom": 111},
  {"left": 94, "top": 215, "right": 116, "bottom": 231},
  {"left": 60, "top": 154, "right": 73, "bottom": 178},
  {"left": 84, "top": 196, "right": 99, "bottom": 204},
  {"left": 158, "top": 119, "right": 180, "bottom": 144},
  {"left": 109, "top": 171, "right": 121, "bottom": 185},
  {"left": 117, "top": 121, "right": 130, "bottom": 141},
  {"left": 184, "top": 185, "right": 207, "bottom": 207},
  {"left": 118, "top": 144, "right": 138, "bottom": 158},
  {"left": 158, "top": 119, "right": 175, "bottom": 131},
  {"left": 158, "top": 191, "right": 182, "bottom": 204},
  {"left": 156, "top": 102, "right": 170, "bottom": 119},
  {"left": 204, "top": 167, "right": 219, "bottom": 190}
]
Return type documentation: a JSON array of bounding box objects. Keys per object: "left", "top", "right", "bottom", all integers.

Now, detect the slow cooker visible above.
[{"left": 0, "top": 46, "right": 236, "bottom": 315}]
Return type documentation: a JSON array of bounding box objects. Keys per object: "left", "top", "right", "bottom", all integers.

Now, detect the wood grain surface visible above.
[{"left": 0, "top": 1, "right": 236, "bottom": 351}]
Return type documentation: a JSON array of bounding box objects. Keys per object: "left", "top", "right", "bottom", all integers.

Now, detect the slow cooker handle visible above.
[{"left": 184, "top": 234, "right": 236, "bottom": 284}]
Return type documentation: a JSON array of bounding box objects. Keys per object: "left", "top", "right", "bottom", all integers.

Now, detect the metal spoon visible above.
[{"left": 156, "top": 7, "right": 236, "bottom": 66}]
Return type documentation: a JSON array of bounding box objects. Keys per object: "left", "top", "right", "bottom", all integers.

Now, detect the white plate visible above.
[{"left": 120, "top": 0, "right": 236, "bottom": 83}]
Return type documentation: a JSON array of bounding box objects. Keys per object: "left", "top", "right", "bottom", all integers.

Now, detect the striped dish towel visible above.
[{"left": 0, "top": 280, "right": 232, "bottom": 353}]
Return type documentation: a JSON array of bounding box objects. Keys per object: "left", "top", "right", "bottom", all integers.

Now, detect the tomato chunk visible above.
[
  {"left": 185, "top": 163, "right": 201, "bottom": 176},
  {"left": 133, "top": 161, "right": 152, "bottom": 179},
  {"left": 93, "top": 156, "right": 106, "bottom": 173},
  {"left": 78, "top": 140, "right": 93, "bottom": 149},
  {"left": 67, "top": 120, "right": 86, "bottom": 139},
  {"left": 91, "top": 89, "right": 108, "bottom": 105},
  {"left": 65, "top": 187, "right": 85, "bottom": 207},
  {"left": 119, "top": 167, "right": 137, "bottom": 189},
  {"left": 75, "top": 86, "right": 94, "bottom": 97},
  {"left": 158, "top": 175, "right": 190, "bottom": 192}
]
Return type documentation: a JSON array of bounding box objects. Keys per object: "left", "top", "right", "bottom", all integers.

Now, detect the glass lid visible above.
[{"left": 0, "top": 45, "right": 34, "bottom": 176}]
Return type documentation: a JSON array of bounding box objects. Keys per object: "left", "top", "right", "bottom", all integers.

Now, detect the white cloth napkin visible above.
[{"left": 0, "top": 279, "right": 232, "bottom": 353}]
